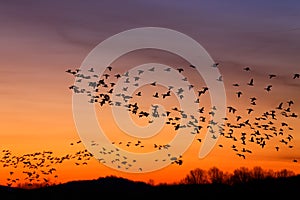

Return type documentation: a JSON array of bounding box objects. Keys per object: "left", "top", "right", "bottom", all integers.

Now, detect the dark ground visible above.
[{"left": 1, "top": 175, "right": 299, "bottom": 199}]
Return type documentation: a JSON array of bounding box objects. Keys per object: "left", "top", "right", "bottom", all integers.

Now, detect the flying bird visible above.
[
  {"left": 269, "top": 74, "right": 277, "bottom": 79},
  {"left": 243, "top": 66, "right": 251, "bottom": 71},
  {"left": 212, "top": 63, "right": 219, "bottom": 67},
  {"left": 293, "top": 73, "right": 299, "bottom": 79},
  {"left": 247, "top": 78, "right": 254, "bottom": 86},
  {"left": 236, "top": 91, "right": 242, "bottom": 98},
  {"left": 177, "top": 68, "right": 184, "bottom": 73},
  {"left": 264, "top": 85, "right": 272, "bottom": 92}
]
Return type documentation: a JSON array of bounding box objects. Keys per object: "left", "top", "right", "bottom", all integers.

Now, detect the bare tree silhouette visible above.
[
  {"left": 275, "top": 169, "right": 295, "bottom": 178},
  {"left": 230, "top": 167, "right": 252, "bottom": 184},
  {"left": 252, "top": 166, "right": 266, "bottom": 180},
  {"left": 207, "top": 166, "right": 225, "bottom": 184},
  {"left": 180, "top": 168, "right": 209, "bottom": 184}
]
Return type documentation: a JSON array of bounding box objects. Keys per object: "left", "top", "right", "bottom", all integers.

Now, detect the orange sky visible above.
[{"left": 0, "top": 1, "right": 300, "bottom": 187}]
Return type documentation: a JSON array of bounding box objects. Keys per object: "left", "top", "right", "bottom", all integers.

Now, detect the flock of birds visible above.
[
  {"left": 1, "top": 62, "right": 299, "bottom": 187},
  {"left": 66, "top": 63, "right": 299, "bottom": 165},
  {"left": 0, "top": 141, "right": 92, "bottom": 187}
]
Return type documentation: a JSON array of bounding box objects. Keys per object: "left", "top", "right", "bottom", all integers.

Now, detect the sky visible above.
[{"left": 0, "top": 0, "right": 300, "bottom": 187}]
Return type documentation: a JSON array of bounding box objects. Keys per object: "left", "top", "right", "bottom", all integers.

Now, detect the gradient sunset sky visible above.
[{"left": 1, "top": 0, "right": 300, "bottom": 186}]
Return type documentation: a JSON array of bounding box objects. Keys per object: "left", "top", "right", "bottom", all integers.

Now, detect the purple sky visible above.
[{"left": 1, "top": 0, "right": 300, "bottom": 68}]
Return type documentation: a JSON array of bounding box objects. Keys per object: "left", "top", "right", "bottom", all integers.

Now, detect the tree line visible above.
[
  {"left": 14, "top": 166, "right": 298, "bottom": 188},
  {"left": 178, "top": 166, "right": 296, "bottom": 185}
]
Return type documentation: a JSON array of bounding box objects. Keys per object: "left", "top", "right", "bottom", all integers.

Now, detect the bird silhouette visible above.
[
  {"left": 269, "top": 74, "right": 277, "bottom": 79},
  {"left": 177, "top": 68, "right": 184, "bottom": 73},
  {"left": 293, "top": 73, "right": 299, "bottom": 79},
  {"left": 264, "top": 85, "right": 272, "bottom": 92},
  {"left": 212, "top": 63, "right": 219, "bottom": 67},
  {"left": 236, "top": 91, "right": 242, "bottom": 98},
  {"left": 247, "top": 78, "right": 254, "bottom": 86},
  {"left": 243, "top": 66, "right": 251, "bottom": 71}
]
